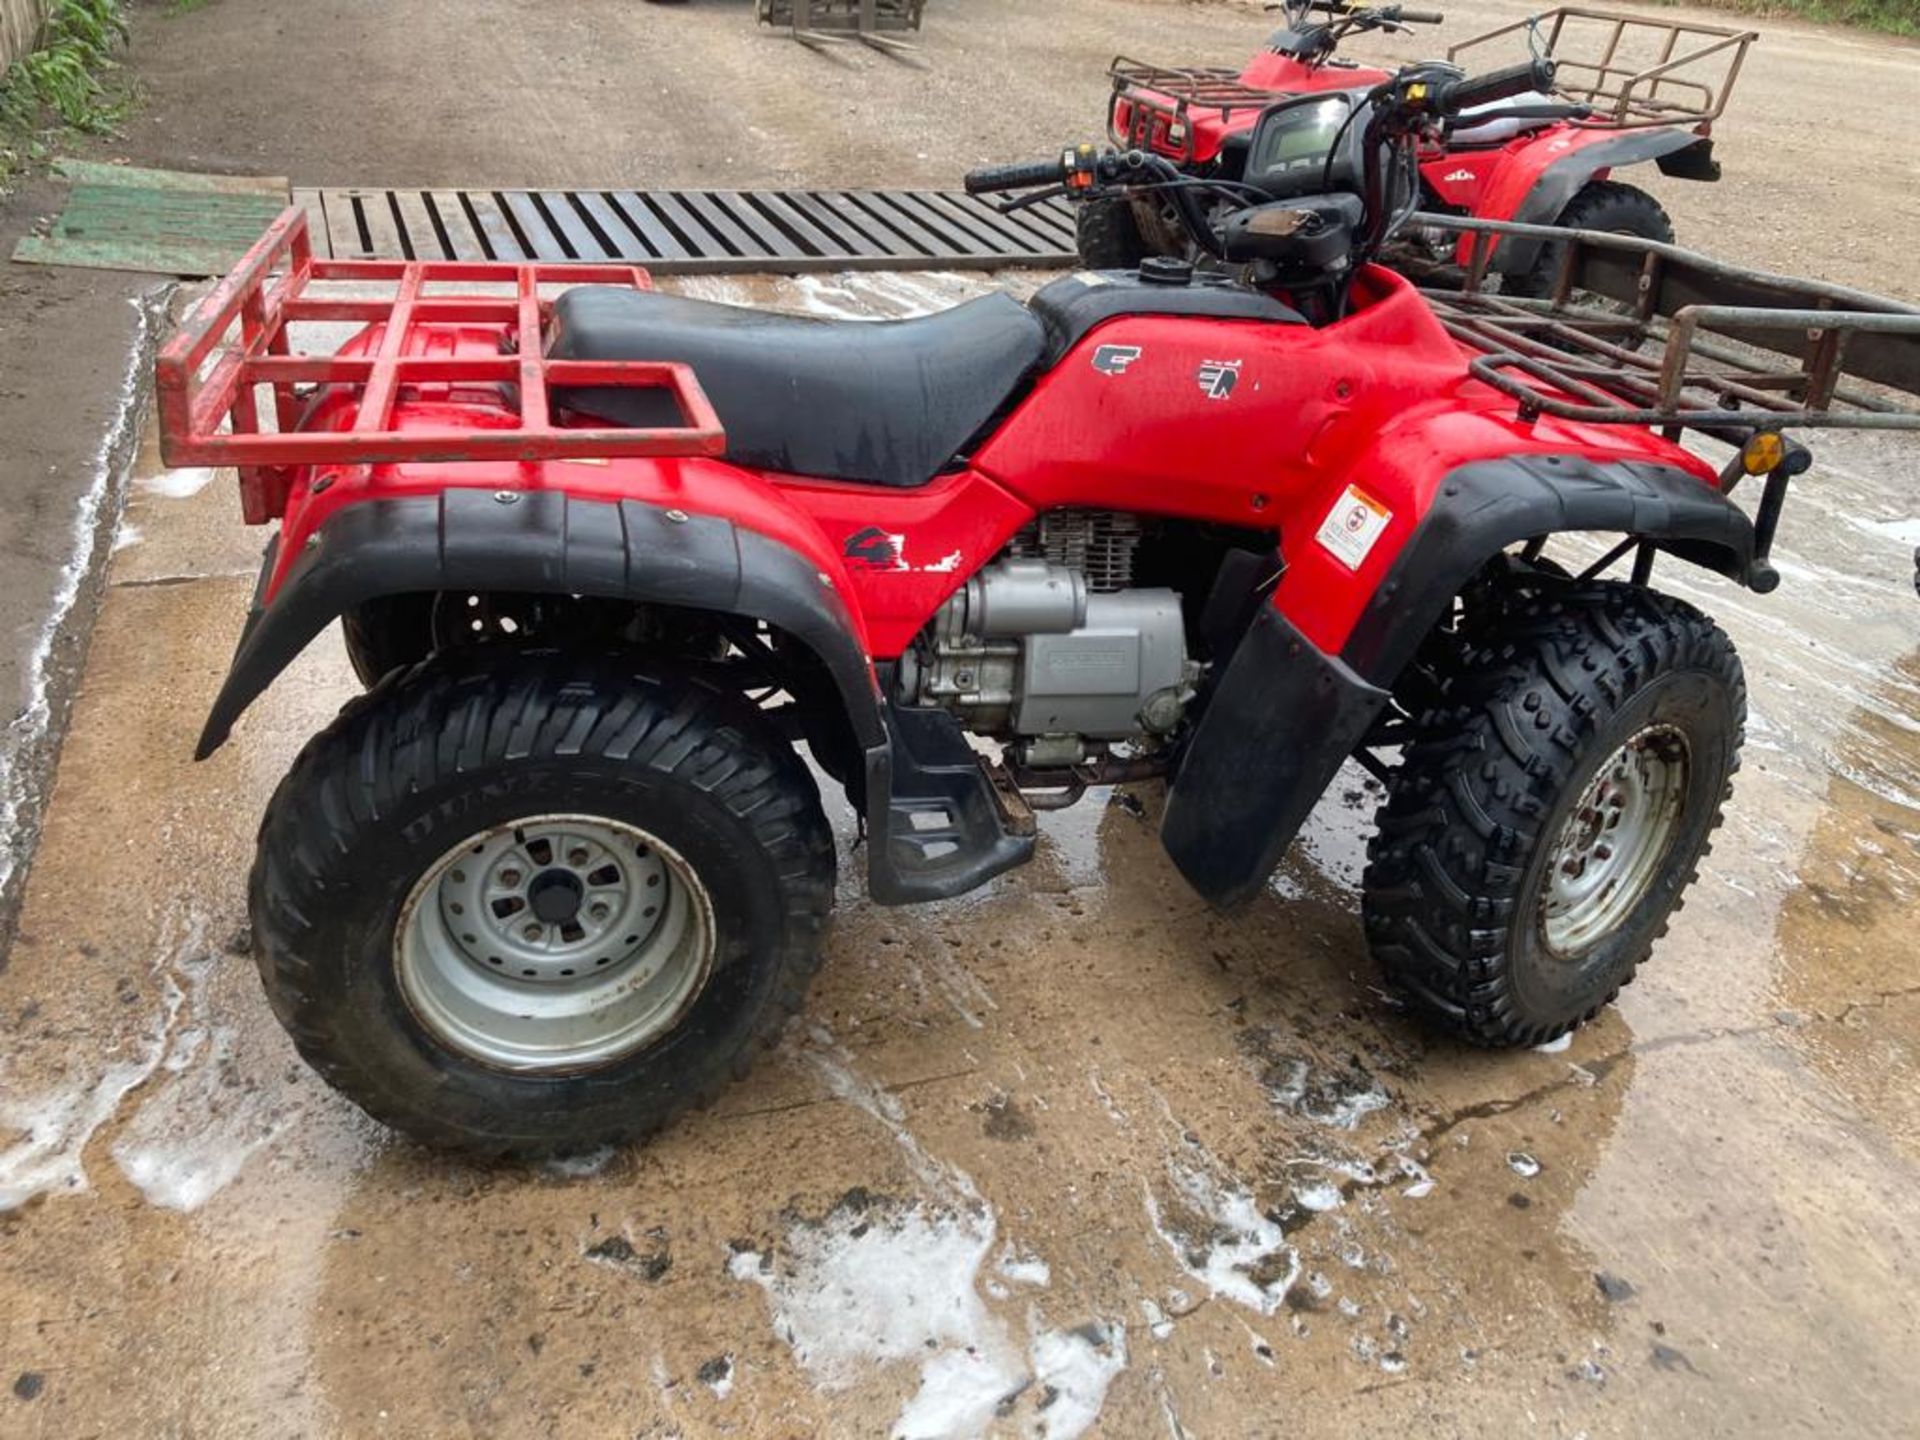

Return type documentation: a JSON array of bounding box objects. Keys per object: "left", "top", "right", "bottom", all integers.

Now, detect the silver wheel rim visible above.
[
  {"left": 395, "top": 814, "right": 715, "bottom": 1073},
  {"left": 1540, "top": 725, "right": 1691, "bottom": 957}
]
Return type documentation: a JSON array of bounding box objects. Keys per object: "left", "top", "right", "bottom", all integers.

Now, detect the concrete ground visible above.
[{"left": 1, "top": 1, "right": 1918, "bottom": 1436}]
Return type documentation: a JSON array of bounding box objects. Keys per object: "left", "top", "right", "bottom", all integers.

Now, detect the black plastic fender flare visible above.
[
  {"left": 1492, "top": 130, "right": 1716, "bottom": 274},
  {"left": 195, "top": 489, "right": 885, "bottom": 760},
  {"left": 1340, "top": 453, "right": 1755, "bottom": 683},
  {"left": 1160, "top": 453, "right": 1755, "bottom": 909}
]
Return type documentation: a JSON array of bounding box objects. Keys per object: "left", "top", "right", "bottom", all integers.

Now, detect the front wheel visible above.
[
  {"left": 1362, "top": 582, "right": 1744, "bottom": 1048},
  {"left": 251, "top": 652, "right": 836, "bottom": 1155},
  {"left": 1075, "top": 197, "right": 1148, "bottom": 270}
]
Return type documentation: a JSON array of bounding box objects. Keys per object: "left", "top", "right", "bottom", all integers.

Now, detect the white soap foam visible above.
[
  {"left": 997, "top": 1244, "right": 1052, "bottom": 1289},
  {"left": 1145, "top": 1161, "right": 1299, "bottom": 1316},
  {"left": 1292, "top": 1179, "right": 1344, "bottom": 1213},
  {"left": 138, "top": 466, "right": 216, "bottom": 499},
  {"left": 893, "top": 1342, "right": 1025, "bottom": 1440},
  {"left": 1027, "top": 1322, "right": 1128, "bottom": 1440},
  {"left": 737, "top": 1031, "right": 1127, "bottom": 1437},
  {"left": 0, "top": 907, "right": 199, "bottom": 1210},
  {"left": 108, "top": 940, "right": 292, "bottom": 1212}
]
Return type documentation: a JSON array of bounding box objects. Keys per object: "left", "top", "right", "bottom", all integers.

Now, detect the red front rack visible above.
[{"left": 156, "top": 206, "right": 727, "bottom": 523}]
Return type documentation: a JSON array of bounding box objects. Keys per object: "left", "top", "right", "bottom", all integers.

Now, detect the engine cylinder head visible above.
[{"left": 962, "top": 559, "right": 1088, "bottom": 637}]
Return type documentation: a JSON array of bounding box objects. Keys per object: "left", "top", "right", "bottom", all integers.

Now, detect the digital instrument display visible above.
[{"left": 1247, "top": 97, "right": 1354, "bottom": 195}]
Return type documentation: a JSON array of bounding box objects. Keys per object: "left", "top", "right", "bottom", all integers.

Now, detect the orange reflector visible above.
[{"left": 1742, "top": 431, "right": 1786, "bottom": 475}]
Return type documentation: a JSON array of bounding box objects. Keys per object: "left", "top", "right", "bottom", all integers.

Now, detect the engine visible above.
[{"left": 897, "top": 512, "right": 1201, "bottom": 769}]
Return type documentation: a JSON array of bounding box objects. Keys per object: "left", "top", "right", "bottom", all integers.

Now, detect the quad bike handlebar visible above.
[
  {"left": 1426, "top": 58, "right": 1557, "bottom": 116},
  {"left": 1267, "top": 2, "right": 1444, "bottom": 26},
  {"left": 962, "top": 154, "right": 1088, "bottom": 196}
]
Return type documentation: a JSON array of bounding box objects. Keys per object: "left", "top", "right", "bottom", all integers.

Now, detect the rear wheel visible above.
[
  {"left": 1076, "top": 197, "right": 1147, "bottom": 270},
  {"left": 251, "top": 651, "right": 836, "bottom": 1155},
  {"left": 341, "top": 594, "right": 435, "bottom": 687},
  {"left": 1362, "top": 581, "right": 1743, "bottom": 1048},
  {"left": 1506, "top": 180, "right": 1674, "bottom": 306}
]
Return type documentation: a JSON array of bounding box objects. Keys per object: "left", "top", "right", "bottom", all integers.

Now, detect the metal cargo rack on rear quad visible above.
[
  {"left": 1104, "top": 59, "right": 1280, "bottom": 163},
  {"left": 1447, "top": 6, "right": 1756, "bottom": 129}
]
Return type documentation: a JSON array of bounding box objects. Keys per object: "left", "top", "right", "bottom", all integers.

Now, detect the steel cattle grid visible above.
[
  {"left": 296, "top": 186, "right": 1078, "bottom": 272},
  {"left": 156, "top": 206, "right": 726, "bottom": 524}
]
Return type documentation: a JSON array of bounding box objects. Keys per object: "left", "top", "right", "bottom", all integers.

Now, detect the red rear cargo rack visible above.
[{"left": 156, "top": 205, "right": 727, "bottom": 523}]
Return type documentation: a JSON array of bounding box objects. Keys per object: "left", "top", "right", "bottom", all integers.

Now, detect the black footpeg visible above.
[{"left": 865, "top": 704, "right": 1036, "bottom": 905}]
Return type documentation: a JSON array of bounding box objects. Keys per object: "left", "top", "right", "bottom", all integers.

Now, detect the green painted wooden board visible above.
[{"left": 12, "top": 160, "right": 290, "bottom": 276}]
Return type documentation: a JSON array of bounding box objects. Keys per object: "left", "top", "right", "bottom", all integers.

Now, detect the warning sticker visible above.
[{"left": 1315, "top": 486, "right": 1392, "bottom": 570}]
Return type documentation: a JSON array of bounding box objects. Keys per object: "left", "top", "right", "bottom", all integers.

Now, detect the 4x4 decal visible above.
[{"left": 843, "top": 526, "right": 902, "bottom": 569}]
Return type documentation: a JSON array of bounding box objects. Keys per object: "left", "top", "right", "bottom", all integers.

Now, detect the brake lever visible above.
[{"left": 991, "top": 184, "right": 1074, "bottom": 216}]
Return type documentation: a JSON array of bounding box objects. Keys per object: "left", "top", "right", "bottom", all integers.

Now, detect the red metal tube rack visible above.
[{"left": 155, "top": 206, "right": 726, "bottom": 523}]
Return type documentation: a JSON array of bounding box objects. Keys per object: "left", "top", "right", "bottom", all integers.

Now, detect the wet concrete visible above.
[{"left": 0, "top": 268, "right": 1916, "bottom": 1438}]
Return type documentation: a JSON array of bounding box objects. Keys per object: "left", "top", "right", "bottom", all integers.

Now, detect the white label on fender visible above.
[{"left": 1316, "top": 486, "right": 1392, "bottom": 570}]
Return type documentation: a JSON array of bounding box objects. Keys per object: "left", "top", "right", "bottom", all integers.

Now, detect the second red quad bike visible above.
[
  {"left": 1084, "top": 2, "right": 1754, "bottom": 294},
  {"left": 159, "top": 57, "right": 1918, "bottom": 1154}
]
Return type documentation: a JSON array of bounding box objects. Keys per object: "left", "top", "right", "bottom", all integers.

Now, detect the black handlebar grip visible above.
[
  {"left": 1435, "top": 57, "right": 1556, "bottom": 114},
  {"left": 1396, "top": 8, "right": 1446, "bottom": 22},
  {"left": 963, "top": 157, "right": 1067, "bottom": 195}
]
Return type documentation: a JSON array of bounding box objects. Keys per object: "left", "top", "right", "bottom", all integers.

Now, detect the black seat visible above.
[{"left": 548, "top": 288, "right": 1047, "bottom": 489}]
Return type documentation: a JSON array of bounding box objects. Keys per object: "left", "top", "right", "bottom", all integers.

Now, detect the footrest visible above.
[{"left": 866, "top": 706, "right": 1036, "bottom": 905}]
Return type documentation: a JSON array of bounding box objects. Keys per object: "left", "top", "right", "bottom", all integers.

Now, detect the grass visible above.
[
  {"left": 1, "top": 1, "right": 131, "bottom": 183},
  {"left": 1655, "top": 0, "right": 1918, "bottom": 37}
]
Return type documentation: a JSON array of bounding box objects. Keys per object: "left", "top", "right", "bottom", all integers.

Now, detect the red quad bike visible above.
[
  {"left": 1085, "top": 2, "right": 1753, "bottom": 298},
  {"left": 157, "top": 59, "right": 1920, "bottom": 1156}
]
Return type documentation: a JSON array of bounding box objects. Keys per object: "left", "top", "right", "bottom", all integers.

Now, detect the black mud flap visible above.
[
  {"left": 1654, "top": 136, "right": 1719, "bottom": 182},
  {"left": 1161, "top": 605, "right": 1390, "bottom": 910}
]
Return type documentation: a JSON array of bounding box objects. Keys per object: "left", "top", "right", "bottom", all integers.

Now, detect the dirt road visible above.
[{"left": 1, "top": 1, "right": 1918, "bottom": 1437}]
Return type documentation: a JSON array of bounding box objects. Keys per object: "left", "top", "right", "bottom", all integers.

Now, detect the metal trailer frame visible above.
[{"left": 758, "top": 0, "right": 927, "bottom": 55}]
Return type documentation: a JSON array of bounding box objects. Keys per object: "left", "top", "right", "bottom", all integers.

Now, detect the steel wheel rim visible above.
[
  {"left": 395, "top": 814, "right": 715, "bottom": 1073},
  {"left": 1540, "top": 724, "right": 1691, "bottom": 957}
]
